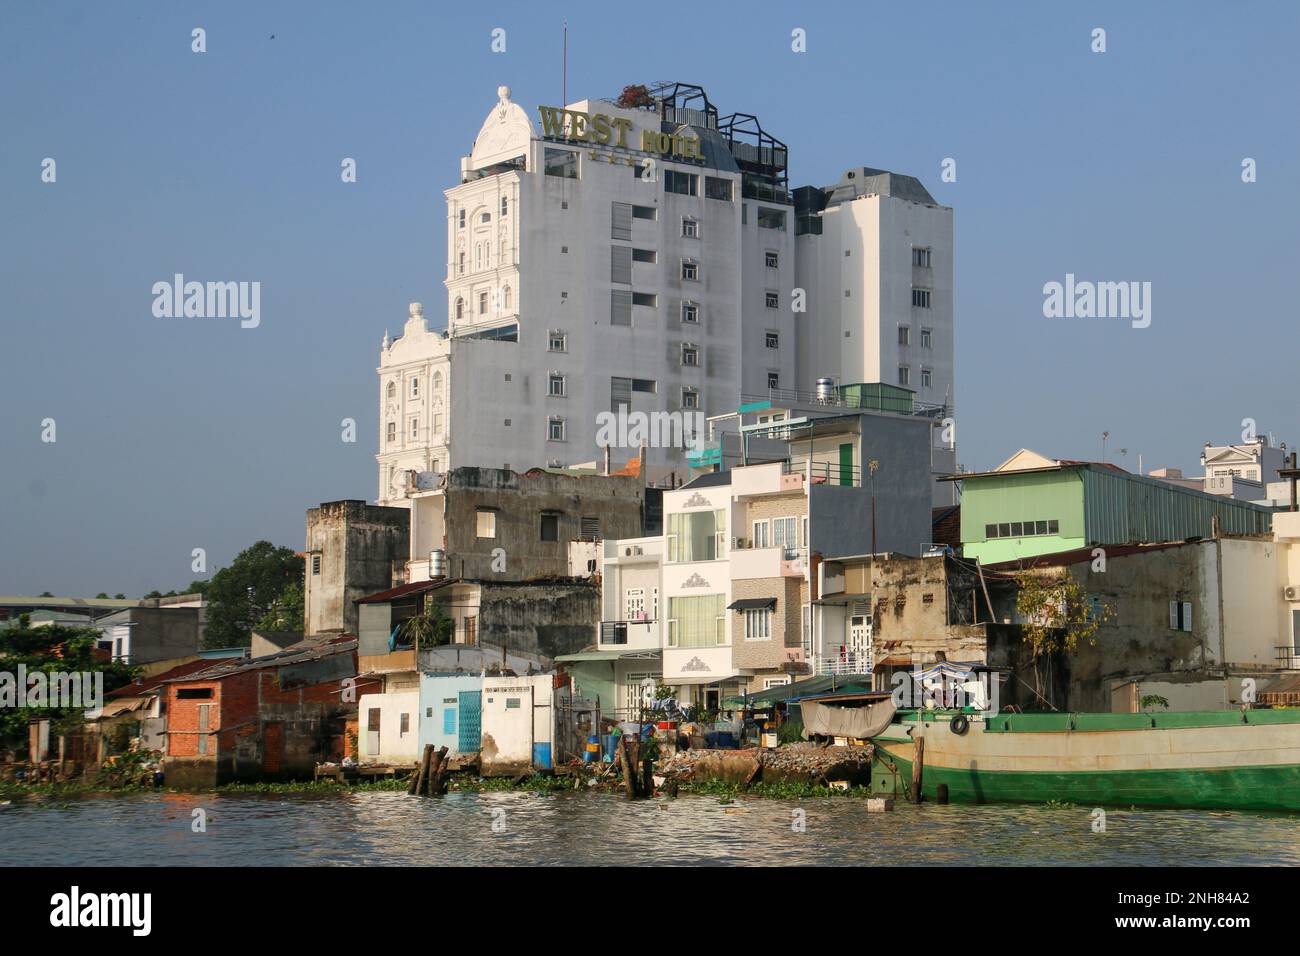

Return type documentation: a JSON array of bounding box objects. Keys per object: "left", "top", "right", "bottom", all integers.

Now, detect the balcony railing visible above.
[
  {"left": 1275, "top": 645, "right": 1300, "bottom": 669},
  {"left": 815, "top": 656, "right": 871, "bottom": 677}
]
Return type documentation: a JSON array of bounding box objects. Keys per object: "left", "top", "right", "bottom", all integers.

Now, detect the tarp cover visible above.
[{"left": 799, "top": 698, "right": 897, "bottom": 740}]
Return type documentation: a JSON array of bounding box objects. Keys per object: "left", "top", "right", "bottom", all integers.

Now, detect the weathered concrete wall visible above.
[
  {"left": 479, "top": 581, "right": 602, "bottom": 663},
  {"left": 441, "top": 467, "right": 645, "bottom": 581},
  {"left": 859, "top": 555, "right": 988, "bottom": 666},
  {"left": 304, "top": 500, "right": 409, "bottom": 637},
  {"left": 101, "top": 607, "right": 202, "bottom": 665}
]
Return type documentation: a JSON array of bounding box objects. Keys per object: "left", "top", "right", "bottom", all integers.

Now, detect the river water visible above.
[{"left": 5, "top": 790, "right": 1300, "bottom": 866}]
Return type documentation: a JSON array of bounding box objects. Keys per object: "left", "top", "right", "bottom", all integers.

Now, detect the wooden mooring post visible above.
[
  {"left": 409, "top": 744, "right": 434, "bottom": 796},
  {"left": 910, "top": 737, "right": 925, "bottom": 804},
  {"left": 426, "top": 746, "right": 450, "bottom": 796}
]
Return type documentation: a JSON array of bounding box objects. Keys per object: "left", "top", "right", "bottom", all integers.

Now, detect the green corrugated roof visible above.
[
  {"left": 555, "top": 649, "right": 662, "bottom": 663},
  {"left": 740, "top": 673, "right": 876, "bottom": 706}
]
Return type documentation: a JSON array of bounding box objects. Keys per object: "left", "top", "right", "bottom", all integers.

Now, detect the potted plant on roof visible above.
[{"left": 616, "top": 84, "right": 654, "bottom": 109}]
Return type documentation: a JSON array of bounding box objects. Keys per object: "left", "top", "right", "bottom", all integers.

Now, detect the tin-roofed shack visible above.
[{"left": 162, "top": 636, "right": 380, "bottom": 788}]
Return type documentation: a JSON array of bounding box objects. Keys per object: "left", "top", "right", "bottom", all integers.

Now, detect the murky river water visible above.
[{"left": 4, "top": 790, "right": 1300, "bottom": 866}]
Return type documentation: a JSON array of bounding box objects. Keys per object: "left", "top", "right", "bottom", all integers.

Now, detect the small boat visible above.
[{"left": 870, "top": 708, "right": 1300, "bottom": 813}]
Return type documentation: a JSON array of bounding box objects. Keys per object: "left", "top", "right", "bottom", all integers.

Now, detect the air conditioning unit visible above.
[{"left": 1285, "top": 585, "right": 1300, "bottom": 602}]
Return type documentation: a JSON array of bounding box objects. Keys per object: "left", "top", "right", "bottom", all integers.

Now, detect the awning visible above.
[
  {"left": 96, "top": 697, "right": 148, "bottom": 719},
  {"left": 726, "top": 598, "right": 776, "bottom": 611},
  {"left": 666, "top": 672, "right": 740, "bottom": 686},
  {"left": 873, "top": 655, "right": 913, "bottom": 672},
  {"left": 555, "top": 649, "right": 662, "bottom": 663}
]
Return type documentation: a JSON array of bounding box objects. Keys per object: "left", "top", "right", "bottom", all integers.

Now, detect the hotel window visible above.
[
  {"left": 544, "top": 147, "right": 578, "bottom": 178},
  {"left": 681, "top": 260, "right": 698, "bottom": 281},
  {"left": 757, "top": 207, "right": 786, "bottom": 230},
  {"left": 682, "top": 387, "right": 700, "bottom": 409},
  {"left": 433, "top": 412, "right": 442, "bottom": 434},
  {"left": 458, "top": 209, "right": 466, "bottom": 228},
  {"left": 610, "top": 202, "right": 633, "bottom": 240},
  {"left": 502, "top": 286, "right": 511, "bottom": 310},
  {"left": 454, "top": 297, "right": 464, "bottom": 321},
  {"left": 548, "top": 416, "right": 566, "bottom": 441},
  {"left": 682, "top": 344, "right": 700, "bottom": 367},
  {"left": 312, "top": 555, "right": 321, "bottom": 575},
  {"left": 666, "top": 594, "right": 727, "bottom": 648},
  {"left": 632, "top": 292, "right": 657, "bottom": 308},
  {"left": 912, "top": 247, "right": 932, "bottom": 268},
  {"left": 704, "top": 176, "right": 733, "bottom": 201},
  {"left": 500, "top": 197, "right": 508, "bottom": 217},
  {"left": 411, "top": 377, "right": 420, "bottom": 397},
  {"left": 681, "top": 217, "right": 699, "bottom": 239},
  {"left": 664, "top": 170, "right": 698, "bottom": 196},
  {"left": 410, "top": 418, "right": 419, "bottom": 439},
  {"left": 540, "top": 512, "right": 560, "bottom": 543},
  {"left": 898, "top": 365, "right": 910, "bottom": 386},
  {"left": 457, "top": 252, "right": 465, "bottom": 275},
  {"left": 765, "top": 251, "right": 779, "bottom": 268},
  {"left": 912, "top": 288, "right": 932, "bottom": 308},
  {"left": 898, "top": 326, "right": 910, "bottom": 347},
  {"left": 921, "top": 327, "right": 932, "bottom": 348},
  {"left": 386, "top": 421, "right": 395, "bottom": 443},
  {"left": 386, "top": 382, "right": 396, "bottom": 399},
  {"left": 611, "top": 289, "right": 632, "bottom": 326},
  {"left": 745, "top": 608, "right": 772, "bottom": 641},
  {"left": 681, "top": 302, "right": 699, "bottom": 324},
  {"left": 611, "top": 245, "right": 632, "bottom": 284},
  {"left": 632, "top": 248, "right": 657, "bottom": 263},
  {"left": 765, "top": 331, "right": 779, "bottom": 349},
  {"left": 548, "top": 330, "right": 567, "bottom": 352},
  {"left": 478, "top": 291, "right": 488, "bottom": 314},
  {"left": 632, "top": 204, "right": 657, "bottom": 221},
  {"left": 767, "top": 371, "right": 780, "bottom": 389},
  {"left": 921, "top": 368, "right": 933, "bottom": 388},
  {"left": 480, "top": 212, "right": 490, "bottom": 224},
  {"left": 548, "top": 373, "right": 566, "bottom": 397},
  {"left": 476, "top": 509, "right": 496, "bottom": 539},
  {"left": 765, "top": 291, "right": 779, "bottom": 309}
]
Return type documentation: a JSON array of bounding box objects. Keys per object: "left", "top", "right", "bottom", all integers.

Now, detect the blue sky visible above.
[{"left": 2, "top": 1, "right": 1298, "bottom": 597}]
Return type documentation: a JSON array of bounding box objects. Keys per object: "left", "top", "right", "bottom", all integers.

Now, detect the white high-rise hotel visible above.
[{"left": 376, "top": 83, "right": 953, "bottom": 505}]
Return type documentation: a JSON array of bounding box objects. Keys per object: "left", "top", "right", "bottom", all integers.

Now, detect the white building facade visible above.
[{"left": 376, "top": 84, "right": 955, "bottom": 505}]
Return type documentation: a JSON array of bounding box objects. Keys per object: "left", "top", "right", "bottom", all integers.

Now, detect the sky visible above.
[{"left": 2, "top": 1, "right": 1298, "bottom": 597}]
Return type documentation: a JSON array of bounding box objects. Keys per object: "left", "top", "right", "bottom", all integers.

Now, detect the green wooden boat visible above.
[{"left": 870, "top": 708, "right": 1300, "bottom": 813}]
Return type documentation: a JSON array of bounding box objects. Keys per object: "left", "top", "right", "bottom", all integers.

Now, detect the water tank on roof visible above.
[
  {"left": 816, "top": 378, "right": 836, "bottom": 403},
  {"left": 429, "top": 549, "right": 446, "bottom": 578}
]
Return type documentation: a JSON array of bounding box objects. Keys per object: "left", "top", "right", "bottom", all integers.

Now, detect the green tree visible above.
[
  {"left": 0, "top": 622, "right": 137, "bottom": 746},
  {"left": 1014, "top": 572, "right": 1113, "bottom": 708},
  {"left": 396, "top": 597, "right": 454, "bottom": 650},
  {"left": 256, "top": 581, "right": 304, "bottom": 633},
  {"left": 203, "top": 541, "right": 303, "bottom": 648}
]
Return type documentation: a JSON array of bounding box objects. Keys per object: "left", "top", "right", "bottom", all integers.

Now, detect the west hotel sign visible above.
[{"left": 538, "top": 106, "right": 703, "bottom": 160}]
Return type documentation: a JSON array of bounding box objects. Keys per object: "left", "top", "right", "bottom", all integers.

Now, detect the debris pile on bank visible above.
[{"left": 659, "top": 742, "right": 873, "bottom": 788}]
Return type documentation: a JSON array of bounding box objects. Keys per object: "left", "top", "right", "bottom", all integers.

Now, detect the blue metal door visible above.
[{"left": 458, "top": 690, "right": 481, "bottom": 753}]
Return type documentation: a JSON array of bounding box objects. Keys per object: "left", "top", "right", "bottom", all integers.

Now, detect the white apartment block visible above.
[{"left": 376, "top": 83, "right": 954, "bottom": 506}]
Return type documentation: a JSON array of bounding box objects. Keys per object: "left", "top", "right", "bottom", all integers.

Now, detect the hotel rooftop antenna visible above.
[{"left": 562, "top": 20, "right": 567, "bottom": 107}]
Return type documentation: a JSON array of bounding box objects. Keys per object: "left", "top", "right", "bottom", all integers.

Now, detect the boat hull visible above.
[{"left": 872, "top": 714, "right": 1300, "bottom": 813}]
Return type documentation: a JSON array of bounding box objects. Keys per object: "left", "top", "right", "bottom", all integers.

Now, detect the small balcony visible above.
[{"left": 599, "top": 619, "right": 661, "bottom": 650}]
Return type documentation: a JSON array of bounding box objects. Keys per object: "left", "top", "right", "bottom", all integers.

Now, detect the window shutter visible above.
[
  {"left": 611, "top": 245, "right": 632, "bottom": 284},
  {"left": 1169, "top": 601, "right": 1179, "bottom": 629},
  {"left": 611, "top": 202, "right": 632, "bottom": 240},
  {"left": 1181, "top": 602, "right": 1193, "bottom": 632},
  {"left": 611, "top": 290, "right": 632, "bottom": 326},
  {"left": 611, "top": 376, "right": 632, "bottom": 411}
]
